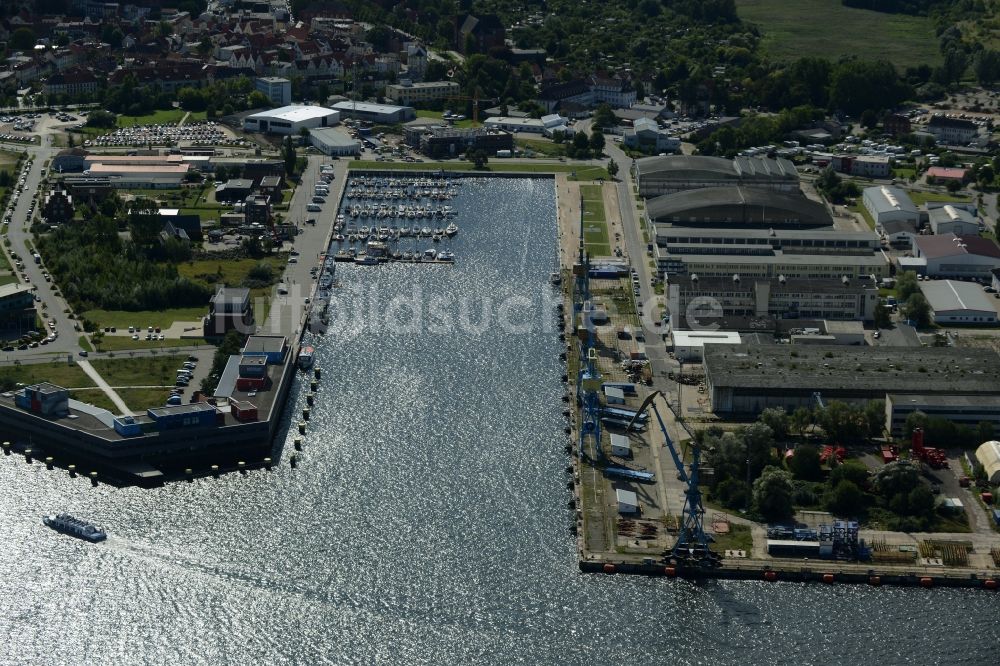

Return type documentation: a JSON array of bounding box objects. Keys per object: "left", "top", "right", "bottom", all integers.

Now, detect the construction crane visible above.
[
  {"left": 443, "top": 94, "right": 498, "bottom": 125},
  {"left": 626, "top": 390, "right": 722, "bottom": 568}
]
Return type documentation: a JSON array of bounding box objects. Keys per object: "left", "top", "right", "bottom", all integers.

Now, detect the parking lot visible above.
[{"left": 84, "top": 120, "right": 247, "bottom": 149}]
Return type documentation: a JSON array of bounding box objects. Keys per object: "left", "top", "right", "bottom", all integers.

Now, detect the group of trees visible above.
[
  {"left": 554, "top": 129, "right": 605, "bottom": 159},
  {"left": 35, "top": 199, "right": 210, "bottom": 312},
  {"left": 814, "top": 167, "right": 861, "bottom": 204},
  {"left": 895, "top": 270, "right": 932, "bottom": 328}
]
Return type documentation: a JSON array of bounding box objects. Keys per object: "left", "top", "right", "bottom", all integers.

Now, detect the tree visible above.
[
  {"left": 86, "top": 110, "right": 117, "bottom": 129},
  {"left": 903, "top": 292, "right": 932, "bottom": 327},
  {"left": 791, "top": 406, "right": 813, "bottom": 436},
  {"left": 946, "top": 178, "right": 962, "bottom": 193},
  {"left": 826, "top": 480, "right": 866, "bottom": 517},
  {"left": 127, "top": 198, "right": 162, "bottom": 248},
  {"left": 607, "top": 158, "right": 619, "bottom": 178},
  {"left": 759, "top": 407, "right": 790, "bottom": 441},
  {"left": 283, "top": 137, "right": 297, "bottom": 176},
  {"left": 863, "top": 400, "right": 886, "bottom": 440},
  {"left": 593, "top": 103, "right": 616, "bottom": 128},
  {"left": 743, "top": 422, "right": 777, "bottom": 479},
  {"left": 787, "top": 445, "right": 823, "bottom": 481},
  {"left": 468, "top": 149, "right": 489, "bottom": 169},
  {"left": 895, "top": 271, "right": 920, "bottom": 301},
  {"left": 589, "top": 130, "right": 606, "bottom": 154},
  {"left": 817, "top": 400, "right": 867, "bottom": 444},
  {"left": 874, "top": 302, "right": 892, "bottom": 329},
  {"left": 752, "top": 466, "right": 795, "bottom": 522},
  {"left": 977, "top": 420, "right": 995, "bottom": 446},
  {"left": 572, "top": 131, "right": 590, "bottom": 157},
  {"left": 829, "top": 460, "right": 869, "bottom": 490},
  {"left": 10, "top": 28, "right": 36, "bottom": 51}
]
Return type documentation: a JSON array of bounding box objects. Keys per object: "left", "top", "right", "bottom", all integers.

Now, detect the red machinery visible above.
[
  {"left": 820, "top": 445, "right": 846, "bottom": 465},
  {"left": 911, "top": 428, "right": 948, "bottom": 469},
  {"left": 881, "top": 445, "right": 899, "bottom": 464}
]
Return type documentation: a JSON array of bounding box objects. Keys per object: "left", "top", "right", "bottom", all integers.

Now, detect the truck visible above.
[
  {"left": 32, "top": 252, "right": 41, "bottom": 264},
  {"left": 496, "top": 149, "right": 512, "bottom": 158}
]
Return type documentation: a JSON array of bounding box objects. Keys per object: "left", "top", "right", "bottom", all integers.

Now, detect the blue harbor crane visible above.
[{"left": 626, "top": 390, "right": 722, "bottom": 568}]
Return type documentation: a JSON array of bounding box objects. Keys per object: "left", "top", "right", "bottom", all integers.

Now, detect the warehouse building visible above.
[
  {"left": 309, "top": 127, "right": 362, "bottom": 156},
  {"left": 885, "top": 394, "right": 1000, "bottom": 437},
  {"left": 862, "top": 185, "right": 919, "bottom": 233},
  {"left": 914, "top": 234, "right": 1000, "bottom": 279},
  {"left": 927, "top": 115, "right": 981, "bottom": 145},
  {"left": 483, "top": 113, "right": 570, "bottom": 136},
  {"left": 927, "top": 205, "right": 980, "bottom": 236},
  {"left": 331, "top": 101, "right": 415, "bottom": 124},
  {"left": 669, "top": 274, "right": 879, "bottom": 323},
  {"left": 646, "top": 186, "right": 832, "bottom": 228},
  {"left": 622, "top": 117, "right": 680, "bottom": 153},
  {"left": 702, "top": 344, "right": 1000, "bottom": 414},
  {"left": 879, "top": 219, "right": 918, "bottom": 249},
  {"left": 919, "top": 279, "right": 998, "bottom": 324},
  {"left": 84, "top": 163, "right": 189, "bottom": 189},
  {"left": 243, "top": 105, "right": 340, "bottom": 135},
  {"left": 634, "top": 155, "right": 799, "bottom": 197},
  {"left": 832, "top": 155, "right": 892, "bottom": 178}
]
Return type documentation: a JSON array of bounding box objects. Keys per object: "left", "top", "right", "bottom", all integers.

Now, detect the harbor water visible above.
[{"left": 0, "top": 177, "right": 997, "bottom": 665}]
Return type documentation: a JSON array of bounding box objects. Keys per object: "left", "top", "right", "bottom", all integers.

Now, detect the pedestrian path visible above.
[{"left": 75, "top": 359, "right": 131, "bottom": 415}]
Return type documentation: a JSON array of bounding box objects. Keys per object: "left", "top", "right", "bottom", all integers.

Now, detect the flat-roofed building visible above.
[
  {"left": 309, "top": 127, "right": 362, "bottom": 156},
  {"left": 634, "top": 155, "right": 799, "bottom": 197},
  {"left": 927, "top": 115, "right": 980, "bottom": 145},
  {"left": 204, "top": 287, "right": 254, "bottom": 337},
  {"left": 670, "top": 274, "right": 879, "bottom": 323},
  {"left": 670, "top": 330, "right": 742, "bottom": 361},
  {"left": 384, "top": 79, "right": 459, "bottom": 105},
  {"left": 919, "top": 279, "right": 999, "bottom": 324},
  {"left": 255, "top": 76, "right": 291, "bottom": 106},
  {"left": 703, "top": 344, "right": 1000, "bottom": 414},
  {"left": 833, "top": 155, "right": 892, "bottom": 178},
  {"left": 646, "top": 186, "right": 831, "bottom": 229},
  {"left": 331, "top": 101, "right": 415, "bottom": 124},
  {"left": 653, "top": 227, "right": 886, "bottom": 279},
  {"left": 886, "top": 394, "right": 1000, "bottom": 437}
]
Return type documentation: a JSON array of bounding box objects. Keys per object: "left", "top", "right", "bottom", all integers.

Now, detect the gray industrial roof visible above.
[
  {"left": 677, "top": 252, "right": 887, "bottom": 267},
  {"left": 863, "top": 185, "right": 917, "bottom": 215},
  {"left": 703, "top": 344, "right": 1000, "bottom": 393},
  {"left": 309, "top": 127, "right": 362, "bottom": 147},
  {"left": 635, "top": 155, "right": 797, "bottom": 181},
  {"left": 656, "top": 227, "right": 878, "bottom": 243},
  {"left": 928, "top": 205, "right": 977, "bottom": 227},
  {"left": 646, "top": 185, "right": 831, "bottom": 224},
  {"left": 677, "top": 275, "right": 873, "bottom": 293},
  {"left": 887, "top": 393, "right": 1000, "bottom": 408},
  {"left": 920, "top": 279, "right": 997, "bottom": 313}
]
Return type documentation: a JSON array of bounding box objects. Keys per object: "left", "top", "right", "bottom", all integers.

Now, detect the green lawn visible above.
[
  {"left": 0, "top": 361, "right": 95, "bottom": 389},
  {"left": 117, "top": 387, "right": 173, "bottom": 411},
  {"left": 908, "top": 191, "right": 969, "bottom": 206},
  {"left": 83, "top": 307, "right": 208, "bottom": 330},
  {"left": 117, "top": 108, "right": 187, "bottom": 127},
  {"left": 580, "top": 184, "right": 611, "bottom": 256},
  {"left": 90, "top": 355, "right": 186, "bottom": 387},
  {"left": 177, "top": 256, "right": 286, "bottom": 323},
  {"left": 736, "top": 0, "right": 942, "bottom": 68},
  {"left": 851, "top": 201, "right": 876, "bottom": 230},
  {"left": 348, "top": 160, "right": 609, "bottom": 181},
  {"left": 893, "top": 167, "right": 917, "bottom": 180},
  {"left": 516, "top": 138, "right": 567, "bottom": 158},
  {"left": 67, "top": 388, "right": 118, "bottom": 412}
]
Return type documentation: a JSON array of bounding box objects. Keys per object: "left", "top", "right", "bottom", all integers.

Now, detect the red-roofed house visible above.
[
  {"left": 926, "top": 166, "right": 968, "bottom": 183},
  {"left": 915, "top": 233, "right": 1000, "bottom": 279}
]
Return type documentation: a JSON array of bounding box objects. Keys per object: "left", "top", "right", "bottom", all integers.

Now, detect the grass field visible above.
[
  {"left": 117, "top": 108, "right": 187, "bottom": 127},
  {"left": 67, "top": 388, "right": 117, "bottom": 412},
  {"left": 349, "top": 160, "right": 609, "bottom": 181},
  {"left": 90, "top": 355, "right": 185, "bottom": 387},
  {"left": 95, "top": 336, "right": 207, "bottom": 352},
  {"left": 580, "top": 184, "right": 612, "bottom": 256},
  {"left": 117, "top": 387, "right": 173, "bottom": 411},
  {"left": 736, "top": 0, "right": 942, "bottom": 68},
  {"left": 83, "top": 307, "right": 208, "bottom": 330},
  {"left": 909, "top": 191, "right": 969, "bottom": 205},
  {"left": 177, "top": 256, "right": 286, "bottom": 323},
  {"left": 851, "top": 201, "right": 876, "bottom": 230},
  {"left": 0, "top": 361, "right": 94, "bottom": 389},
  {"left": 516, "top": 138, "right": 567, "bottom": 158}
]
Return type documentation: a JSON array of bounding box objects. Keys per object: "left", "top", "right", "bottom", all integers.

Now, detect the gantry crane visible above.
[
  {"left": 626, "top": 390, "right": 722, "bottom": 568},
  {"left": 573, "top": 194, "right": 601, "bottom": 462}
]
